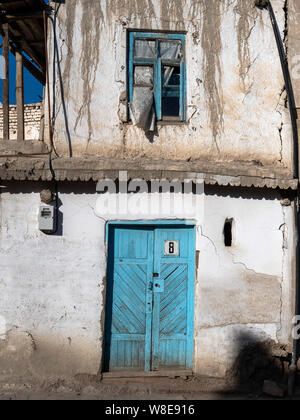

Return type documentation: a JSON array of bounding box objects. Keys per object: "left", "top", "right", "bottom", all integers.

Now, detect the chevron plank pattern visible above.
[{"left": 110, "top": 263, "right": 147, "bottom": 369}]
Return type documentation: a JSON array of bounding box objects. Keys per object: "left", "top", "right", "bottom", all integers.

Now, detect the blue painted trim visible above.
[
  {"left": 154, "top": 40, "right": 161, "bottom": 119},
  {"left": 112, "top": 334, "right": 146, "bottom": 340},
  {"left": 104, "top": 222, "right": 196, "bottom": 371},
  {"left": 133, "top": 58, "right": 156, "bottom": 65},
  {"left": 153, "top": 225, "right": 195, "bottom": 370},
  {"left": 145, "top": 230, "right": 154, "bottom": 371},
  {"left": 128, "top": 32, "right": 186, "bottom": 122},
  {"left": 184, "top": 62, "right": 187, "bottom": 121},
  {"left": 156, "top": 57, "right": 162, "bottom": 120},
  {"left": 152, "top": 228, "right": 161, "bottom": 370},
  {"left": 180, "top": 61, "right": 185, "bottom": 121},
  {"left": 186, "top": 227, "right": 196, "bottom": 369},
  {"left": 105, "top": 220, "right": 197, "bottom": 242},
  {"left": 129, "top": 33, "right": 135, "bottom": 103},
  {"left": 130, "top": 32, "right": 186, "bottom": 42}
]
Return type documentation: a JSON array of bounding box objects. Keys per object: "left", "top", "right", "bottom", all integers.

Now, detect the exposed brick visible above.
[{"left": 0, "top": 103, "right": 42, "bottom": 140}]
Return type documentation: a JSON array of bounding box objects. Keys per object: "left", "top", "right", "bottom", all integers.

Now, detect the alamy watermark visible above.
[{"left": 95, "top": 171, "right": 204, "bottom": 219}]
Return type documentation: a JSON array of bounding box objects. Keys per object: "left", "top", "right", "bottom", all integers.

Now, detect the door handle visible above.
[{"left": 153, "top": 273, "right": 159, "bottom": 277}]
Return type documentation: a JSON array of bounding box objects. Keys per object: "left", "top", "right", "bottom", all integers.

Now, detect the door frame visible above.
[
  {"left": 105, "top": 220, "right": 197, "bottom": 242},
  {"left": 102, "top": 220, "right": 196, "bottom": 373}
]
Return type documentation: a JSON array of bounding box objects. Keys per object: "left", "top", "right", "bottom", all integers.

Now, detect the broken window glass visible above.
[
  {"left": 134, "top": 66, "right": 153, "bottom": 86},
  {"left": 162, "top": 66, "right": 180, "bottom": 117},
  {"left": 128, "top": 33, "right": 186, "bottom": 129},
  {"left": 160, "top": 40, "right": 182, "bottom": 60},
  {"left": 134, "top": 40, "right": 156, "bottom": 59},
  {"left": 129, "top": 66, "right": 155, "bottom": 131}
]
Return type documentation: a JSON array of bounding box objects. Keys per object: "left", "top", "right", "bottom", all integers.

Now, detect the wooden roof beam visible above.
[
  {"left": 13, "top": 38, "right": 45, "bottom": 71},
  {"left": 9, "top": 43, "right": 45, "bottom": 84},
  {"left": 5, "top": 11, "right": 43, "bottom": 18}
]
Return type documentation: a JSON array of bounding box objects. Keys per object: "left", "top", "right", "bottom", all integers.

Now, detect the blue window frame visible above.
[{"left": 128, "top": 32, "right": 186, "bottom": 122}]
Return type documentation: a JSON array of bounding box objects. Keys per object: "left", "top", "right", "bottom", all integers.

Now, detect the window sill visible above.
[
  {"left": 124, "top": 121, "right": 189, "bottom": 127},
  {"left": 157, "top": 120, "right": 188, "bottom": 126}
]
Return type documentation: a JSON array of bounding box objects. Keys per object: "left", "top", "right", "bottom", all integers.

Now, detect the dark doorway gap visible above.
[{"left": 224, "top": 218, "right": 233, "bottom": 247}]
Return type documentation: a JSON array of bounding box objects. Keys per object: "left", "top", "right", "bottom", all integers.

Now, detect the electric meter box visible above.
[{"left": 39, "top": 205, "right": 55, "bottom": 233}]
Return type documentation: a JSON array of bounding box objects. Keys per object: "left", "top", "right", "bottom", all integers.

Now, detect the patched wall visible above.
[
  {"left": 0, "top": 182, "right": 294, "bottom": 380},
  {"left": 0, "top": 183, "right": 104, "bottom": 382},
  {"left": 46, "top": 0, "right": 292, "bottom": 170},
  {"left": 194, "top": 185, "right": 294, "bottom": 376}
]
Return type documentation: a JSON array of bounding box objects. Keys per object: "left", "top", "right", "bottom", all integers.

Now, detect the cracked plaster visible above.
[
  {"left": 45, "top": 0, "right": 292, "bottom": 169},
  {"left": 0, "top": 182, "right": 293, "bottom": 379}
]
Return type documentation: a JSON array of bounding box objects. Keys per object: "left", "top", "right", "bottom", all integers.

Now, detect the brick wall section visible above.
[{"left": 0, "top": 103, "right": 42, "bottom": 140}]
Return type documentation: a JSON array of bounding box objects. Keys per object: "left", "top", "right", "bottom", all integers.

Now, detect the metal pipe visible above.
[{"left": 256, "top": 0, "right": 299, "bottom": 395}]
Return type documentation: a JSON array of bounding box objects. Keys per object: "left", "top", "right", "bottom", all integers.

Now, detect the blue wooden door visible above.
[
  {"left": 104, "top": 225, "right": 195, "bottom": 372},
  {"left": 152, "top": 228, "right": 195, "bottom": 370}
]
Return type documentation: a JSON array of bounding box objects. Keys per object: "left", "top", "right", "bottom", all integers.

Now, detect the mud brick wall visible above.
[{"left": 0, "top": 103, "right": 42, "bottom": 140}]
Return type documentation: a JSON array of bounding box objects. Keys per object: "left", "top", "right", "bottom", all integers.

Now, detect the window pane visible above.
[
  {"left": 134, "top": 40, "right": 156, "bottom": 58},
  {"left": 162, "top": 66, "right": 180, "bottom": 117},
  {"left": 160, "top": 40, "right": 182, "bottom": 60},
  {"left": 134, "top": 66, "right": 153, "bottom": 85}
]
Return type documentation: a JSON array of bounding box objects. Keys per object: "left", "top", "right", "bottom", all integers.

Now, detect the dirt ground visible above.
[{"left": 0, "top": 376, "right": 297, "bottom": 400}]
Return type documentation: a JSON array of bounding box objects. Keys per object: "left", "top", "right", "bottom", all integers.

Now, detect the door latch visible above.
[{"left": 153, "top": 279, "right": 164, "bottom": 293}]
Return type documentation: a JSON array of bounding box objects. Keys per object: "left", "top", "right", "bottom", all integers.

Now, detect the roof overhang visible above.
[
  {"left": 0, "top": 0, "right": 48, "bottom": 84},
  {"left": 0, "top": 152, "right": 297, "bottom": 190}
]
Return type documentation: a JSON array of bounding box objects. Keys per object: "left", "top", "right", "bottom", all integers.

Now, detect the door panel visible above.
[
  {"left": 105, "top": 228, "right": 154, "bottom": 371},
  {"left": 104, "top": 225, "right": 195, "bottom": 372},
  {"left": 152, "top": 229, "right": 194, "bottom": 370}
]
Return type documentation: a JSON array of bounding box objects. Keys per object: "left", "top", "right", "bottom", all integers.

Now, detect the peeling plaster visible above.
[
  {"left": 48, "top": 0, "right": 292, "bottom": 169},
  {"left": 234, "top": 0, "right": 258, "bottom": 90},
  {"left": 275, "top": 86, "right": 287, "bottom": 164},
  {"left": 62, "top": 2, "right": 77, "bottom": 100},
  {"left": 25, "top": 331, "right": 37, "bottom": 351},
  {"left": 201, "top": 0, "right": 224, "bottom": 152},
  {"left": 0, "top": 182, "right": 294, "bottom": 379},
  {"left": 276, "top": 202, "right": 291, "bottom": 343},
  {"left": 74, "top": 1, "right": 103, "bottom": 145}
]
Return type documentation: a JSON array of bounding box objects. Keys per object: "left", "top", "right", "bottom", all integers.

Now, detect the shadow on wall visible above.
[
  {"left": 205, "top": 184, "right": 294, "bottom": 202},
  {"left": 218, "top": 331, "right": 290, "bottom": 398},
  {"left": 51, "top": 193, "right": 63, "bottom": 237}
]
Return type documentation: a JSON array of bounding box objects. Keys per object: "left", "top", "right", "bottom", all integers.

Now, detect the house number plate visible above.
[{"left": 164, "top": 240, "right": 179, "bottom": 256}]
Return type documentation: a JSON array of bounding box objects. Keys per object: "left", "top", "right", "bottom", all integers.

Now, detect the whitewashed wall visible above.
[
  {"left": 0, "top": 183, "right": 294, "bottom": 380},
  {"left": 46, "top": 0, "right": 292, "bottom": 169}
]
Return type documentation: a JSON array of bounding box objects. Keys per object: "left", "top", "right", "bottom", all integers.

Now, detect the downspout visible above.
[{"left": 255, "top": 0, "right": 299, "bottom": 395}]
